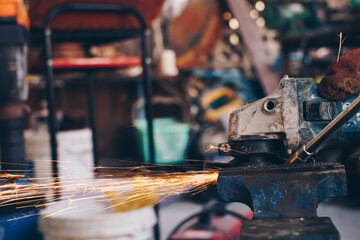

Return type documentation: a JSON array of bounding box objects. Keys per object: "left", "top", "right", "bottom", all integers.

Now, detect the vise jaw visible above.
[{"left": 217, "top": 163, "right": 347, "bottom": 239}]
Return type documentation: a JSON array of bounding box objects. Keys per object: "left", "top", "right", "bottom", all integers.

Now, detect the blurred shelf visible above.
[{"left": 30, "top": 29, "right": 141, "bottom": 45}]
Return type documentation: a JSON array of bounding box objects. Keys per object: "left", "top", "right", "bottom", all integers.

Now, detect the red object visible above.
[
  {"left": 319, "top": 48, "right": 360, "bottom": 100},
  {"left": 169, "top": 215, "right": 243, "bottom": 240},
  {"left": 169, "top": 206, "right": 253, "bottom": 240},
  {"left": 29, "top": 56, "right": 141, "bottom": 72},
  {"left": 29, "top": 0, "right": 165, "bottom": 30},
  {"left": 52, "top": 56, "right": 141, "bottom": 69}
]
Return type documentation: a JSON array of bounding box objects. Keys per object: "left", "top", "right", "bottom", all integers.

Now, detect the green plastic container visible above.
[{"left": 135, "top": 118, "right": 191, "bottom": 164}]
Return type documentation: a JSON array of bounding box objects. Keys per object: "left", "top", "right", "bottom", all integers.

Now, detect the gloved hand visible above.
[{"left": 319, "top": 48, "right": 360, "bottom": 100}]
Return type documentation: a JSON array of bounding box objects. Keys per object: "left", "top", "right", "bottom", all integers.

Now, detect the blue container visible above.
[{"left": 0, "top": 212, "right": 41, "bottom": 240}]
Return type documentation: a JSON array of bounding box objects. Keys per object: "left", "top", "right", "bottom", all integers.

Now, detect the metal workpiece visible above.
[
  {"left": 240, "top": 217, "right": 339, "bottom": 240},
  {"left": 217, "top": 163, "right": 347, "bottom": 219}
]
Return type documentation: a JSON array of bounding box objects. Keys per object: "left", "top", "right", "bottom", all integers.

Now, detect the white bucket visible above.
[
  {"left": 39, "top": 200, "right": 156, "bottom": 240},
  {"left": 27, "top": 130, "right": 156, "bottom": 240},
  {"left": 25, "top": 129, "right": 94, "bottom": 185}
]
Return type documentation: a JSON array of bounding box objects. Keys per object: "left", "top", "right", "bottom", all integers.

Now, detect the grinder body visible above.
[{"left": 220, "top": 77, "right": 360, "bottom": 165}]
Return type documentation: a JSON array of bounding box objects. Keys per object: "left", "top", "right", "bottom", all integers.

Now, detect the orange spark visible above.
[{"left": 0, "top": 164, "right": 219, "bottom": 218}]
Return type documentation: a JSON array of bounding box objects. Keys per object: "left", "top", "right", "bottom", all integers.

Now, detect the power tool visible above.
[{"left": 216, "top": 76, "right": 360, "bottom": 239}]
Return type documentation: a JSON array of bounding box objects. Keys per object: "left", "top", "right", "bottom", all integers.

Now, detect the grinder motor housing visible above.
[{"left": 219, "top": 77, "right": 360, "bottom": 165}]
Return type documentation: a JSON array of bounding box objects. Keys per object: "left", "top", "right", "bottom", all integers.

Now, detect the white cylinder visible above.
[
  {"left": 39, "top": 200, "right": 156, "bottom": 240},
  {"left": 159, "top": 49, "right": 178, "bottom": 77}
]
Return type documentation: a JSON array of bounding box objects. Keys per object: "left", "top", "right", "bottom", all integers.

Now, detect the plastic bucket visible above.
[
  {"left": 39, "top": 200, "right": 156, "bottom": 240},
  {"left": 25, "top": 129, "right": 94, "bottom": 184}
]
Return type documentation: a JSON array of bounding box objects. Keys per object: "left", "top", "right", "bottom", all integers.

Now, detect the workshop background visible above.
[{"left": 0, "top": 0, "right": 360, "bottom": 240}]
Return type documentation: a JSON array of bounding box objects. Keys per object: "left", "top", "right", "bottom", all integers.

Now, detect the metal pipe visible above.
[
  {"left": 86, "top": 72, "right": 99, "bottom": 167},
  {"left": 43, "top": 24, "right": 60, "bottom": 199},
  {"left": 141, "top": 27, "right": 159, "bottom": 240},
  {"left": 288, "top": 94, "right": 360, "bottom": 164}
]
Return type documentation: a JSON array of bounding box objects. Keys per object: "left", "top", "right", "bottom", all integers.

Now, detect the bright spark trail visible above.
[{"left": 0, "top": 164, "right": 219, "bottom": 218}]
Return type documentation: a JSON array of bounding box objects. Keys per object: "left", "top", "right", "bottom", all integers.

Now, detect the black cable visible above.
[
  {"left": 168, "top": 212, "right": 202, "bottom": 237},
  {"left": 168, "top": 207, "right": 249, "bottom": 238}
]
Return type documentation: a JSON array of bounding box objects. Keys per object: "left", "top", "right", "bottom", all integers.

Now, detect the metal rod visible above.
[
  {"left": 141, "top": 28, "right": 159, "bottom": 240},
  {"left": 44, "top": 25, "right": 61, "bottom": 200},
  {"left": 86, "top": 72, "right": 99, "bottom": 167},
  {"left": 288, "top": 94, "right": 360, "bottom": 164}
]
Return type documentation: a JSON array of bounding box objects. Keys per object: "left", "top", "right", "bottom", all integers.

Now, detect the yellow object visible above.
[
  {"left": 0, "top": 0, "right": 30, "bottom": 29},
  {"left": 314, "top": 75, "right": 324, "bottom": 84},
  {"left": 201, "top": 87, "right": 243, "bottom": 123},
  {"left": 106, "top": 177, "right": 160, "bottom": 212}
]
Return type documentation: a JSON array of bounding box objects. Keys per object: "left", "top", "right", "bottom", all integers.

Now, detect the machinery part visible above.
[
  {"left": 240, "top": 217, "right": 339, "bottom": 240},
  {"left": 0, "top": 0, "right": 29, "bottom": 174},
  {"left": 217, "top": 163, "right": 345, "bottom": 238},
  {"left": 346, "top": 146, "right": 360, "bottom": 197},
  {"left": 0, "top": 0, "right": 29, "bottom": 104},
  {"left": 220, "top": 77, "right": 360, "bottom": 165},
  {"left": 218, "top": 163, "right": 346, "bottom": 218},
  {"left": 0, "top": 46, "right": 28, "bottom": 104},
  {"left": 319, "top": 48, "right": 360, "bottom": 101},
  {"left": 0, "top": 118, "right": 27, "bottom": 172},
  {"left": 289, "top": 94, "right": 360, "bottom": 164}
]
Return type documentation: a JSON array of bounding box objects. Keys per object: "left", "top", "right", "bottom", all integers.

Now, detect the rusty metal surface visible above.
[
  {"left": 319, "top": 48, "right": 360, "bottom": 101},
  {"left": 240, "top": 217, "right": 339, "bottom": 240},
  {"left": 218, "top": 163, "right": 347, "bottom": 218},
  {"left": 163, "top": 0, "right": 222, "bottom": 69}
]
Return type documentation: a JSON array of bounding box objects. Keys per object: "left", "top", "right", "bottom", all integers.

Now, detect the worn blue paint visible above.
[
  {"left": 299, "top": 79, "right": 360, "bottom": 146},
  {"left": 218, "top": 165, "right": 347, "bottom": 219}
]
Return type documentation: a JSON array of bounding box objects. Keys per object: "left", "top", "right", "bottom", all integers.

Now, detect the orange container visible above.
[{"left": 0, "top": 0, "right": 29, "bottom": 29}]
